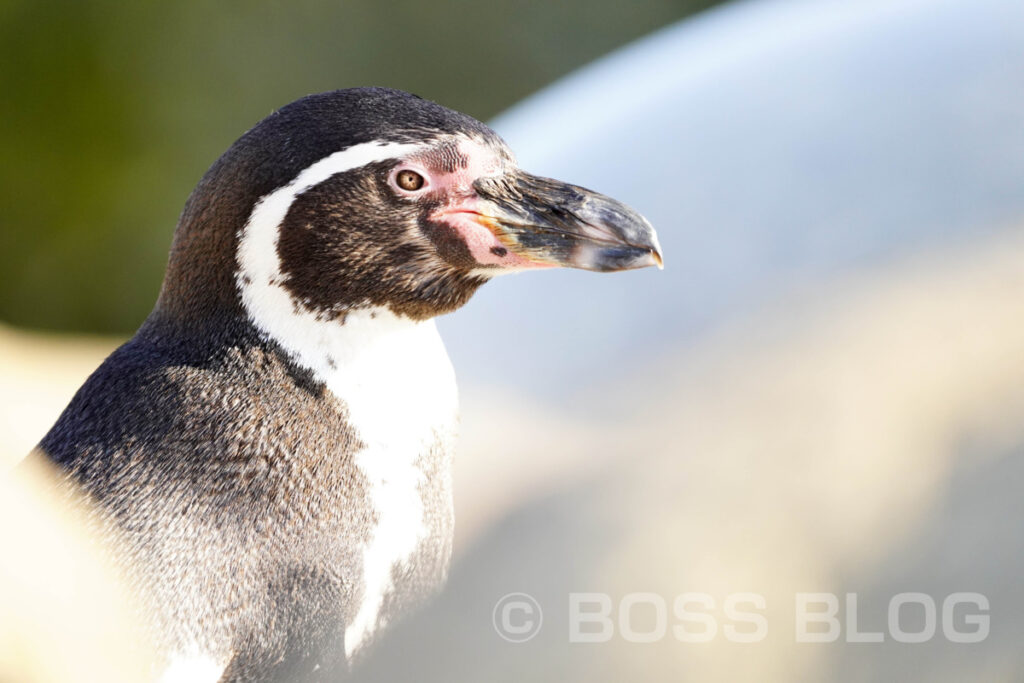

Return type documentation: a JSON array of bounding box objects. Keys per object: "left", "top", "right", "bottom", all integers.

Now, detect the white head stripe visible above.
[{"left": 236, "top": 140, "right": 424, "bottom": 339}]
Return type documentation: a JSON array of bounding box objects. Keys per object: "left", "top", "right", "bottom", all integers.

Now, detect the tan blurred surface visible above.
[
  {"left": 0, "top": 326, "right": 119, "bottom": 466},
  {"left": 0, "top": 457, "right": 156, "bottom": 683},
  {"left": 591, "top": 228, "right": 1024, "bottom": 681},
  {"left": 0, "top": 332, "right": 144, "bottom": 681}
]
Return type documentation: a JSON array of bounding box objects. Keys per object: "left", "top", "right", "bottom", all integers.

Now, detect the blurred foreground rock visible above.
[{"left": 363, "top": 230, "right": 1024, "bottom": 682}]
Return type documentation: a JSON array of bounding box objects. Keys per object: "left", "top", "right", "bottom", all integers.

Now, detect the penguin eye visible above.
[{"left": 396, "top": 169, "right": 425, "bottom": 192}]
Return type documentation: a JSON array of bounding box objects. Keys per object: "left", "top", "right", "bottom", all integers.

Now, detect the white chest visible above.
[
  {"left": 313, "top": 311, "right": 458, "bottom": 658},
  {"left": 314, "top": 309, "right": 459, "bottom": 457}
]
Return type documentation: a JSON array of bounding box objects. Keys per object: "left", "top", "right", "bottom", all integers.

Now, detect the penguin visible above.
[{"left": 33, "top": 87, "right": 661, "bottom": 682}]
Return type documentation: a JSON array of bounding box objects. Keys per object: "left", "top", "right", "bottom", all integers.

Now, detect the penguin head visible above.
[{"left": 157, "top": 88, "right": 661, "bottom": 327}]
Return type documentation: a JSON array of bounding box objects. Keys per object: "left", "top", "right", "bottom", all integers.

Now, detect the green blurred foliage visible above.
[{"left": 0, "top": 0, "right": 719, "bottom": 334}]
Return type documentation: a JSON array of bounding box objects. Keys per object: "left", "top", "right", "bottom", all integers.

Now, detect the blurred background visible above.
[
  {"left": 3, "top": 0, "right": 1024, "bottom": 680},
  {"left": 0, "top": 0, "right": 718, "bottom": 334}
]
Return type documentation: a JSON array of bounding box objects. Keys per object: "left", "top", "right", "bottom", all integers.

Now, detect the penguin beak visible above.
[{"left": 471, "top": 171, "right": 663, "bottom": 272}]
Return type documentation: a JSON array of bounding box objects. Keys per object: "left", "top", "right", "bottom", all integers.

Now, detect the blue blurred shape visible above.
[{"left": 439, "top": 0, "right": 1024, "bottom": 397}]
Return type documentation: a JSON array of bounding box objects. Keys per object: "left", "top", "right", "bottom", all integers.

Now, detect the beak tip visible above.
[{"left": 651, "top": 248, "right": 664, "bottom": 270}]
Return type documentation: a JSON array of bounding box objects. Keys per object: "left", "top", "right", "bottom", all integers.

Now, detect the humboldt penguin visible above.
[{"left": 36, "top": 87, "right": 662, "bottom": 682}]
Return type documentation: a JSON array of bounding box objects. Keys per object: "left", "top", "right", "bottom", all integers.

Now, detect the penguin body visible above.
[{"left": 37, "top": 88, "right": 661, "bottom": 681}]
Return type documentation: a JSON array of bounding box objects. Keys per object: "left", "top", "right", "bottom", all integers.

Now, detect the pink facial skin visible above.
[{"left": 390, "top": 137, "right": 554, "bottom": 271}]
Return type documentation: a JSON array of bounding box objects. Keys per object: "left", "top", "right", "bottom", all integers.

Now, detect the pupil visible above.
[{"left": 401, "top": 171, "right": 421, "bottom": 190}]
